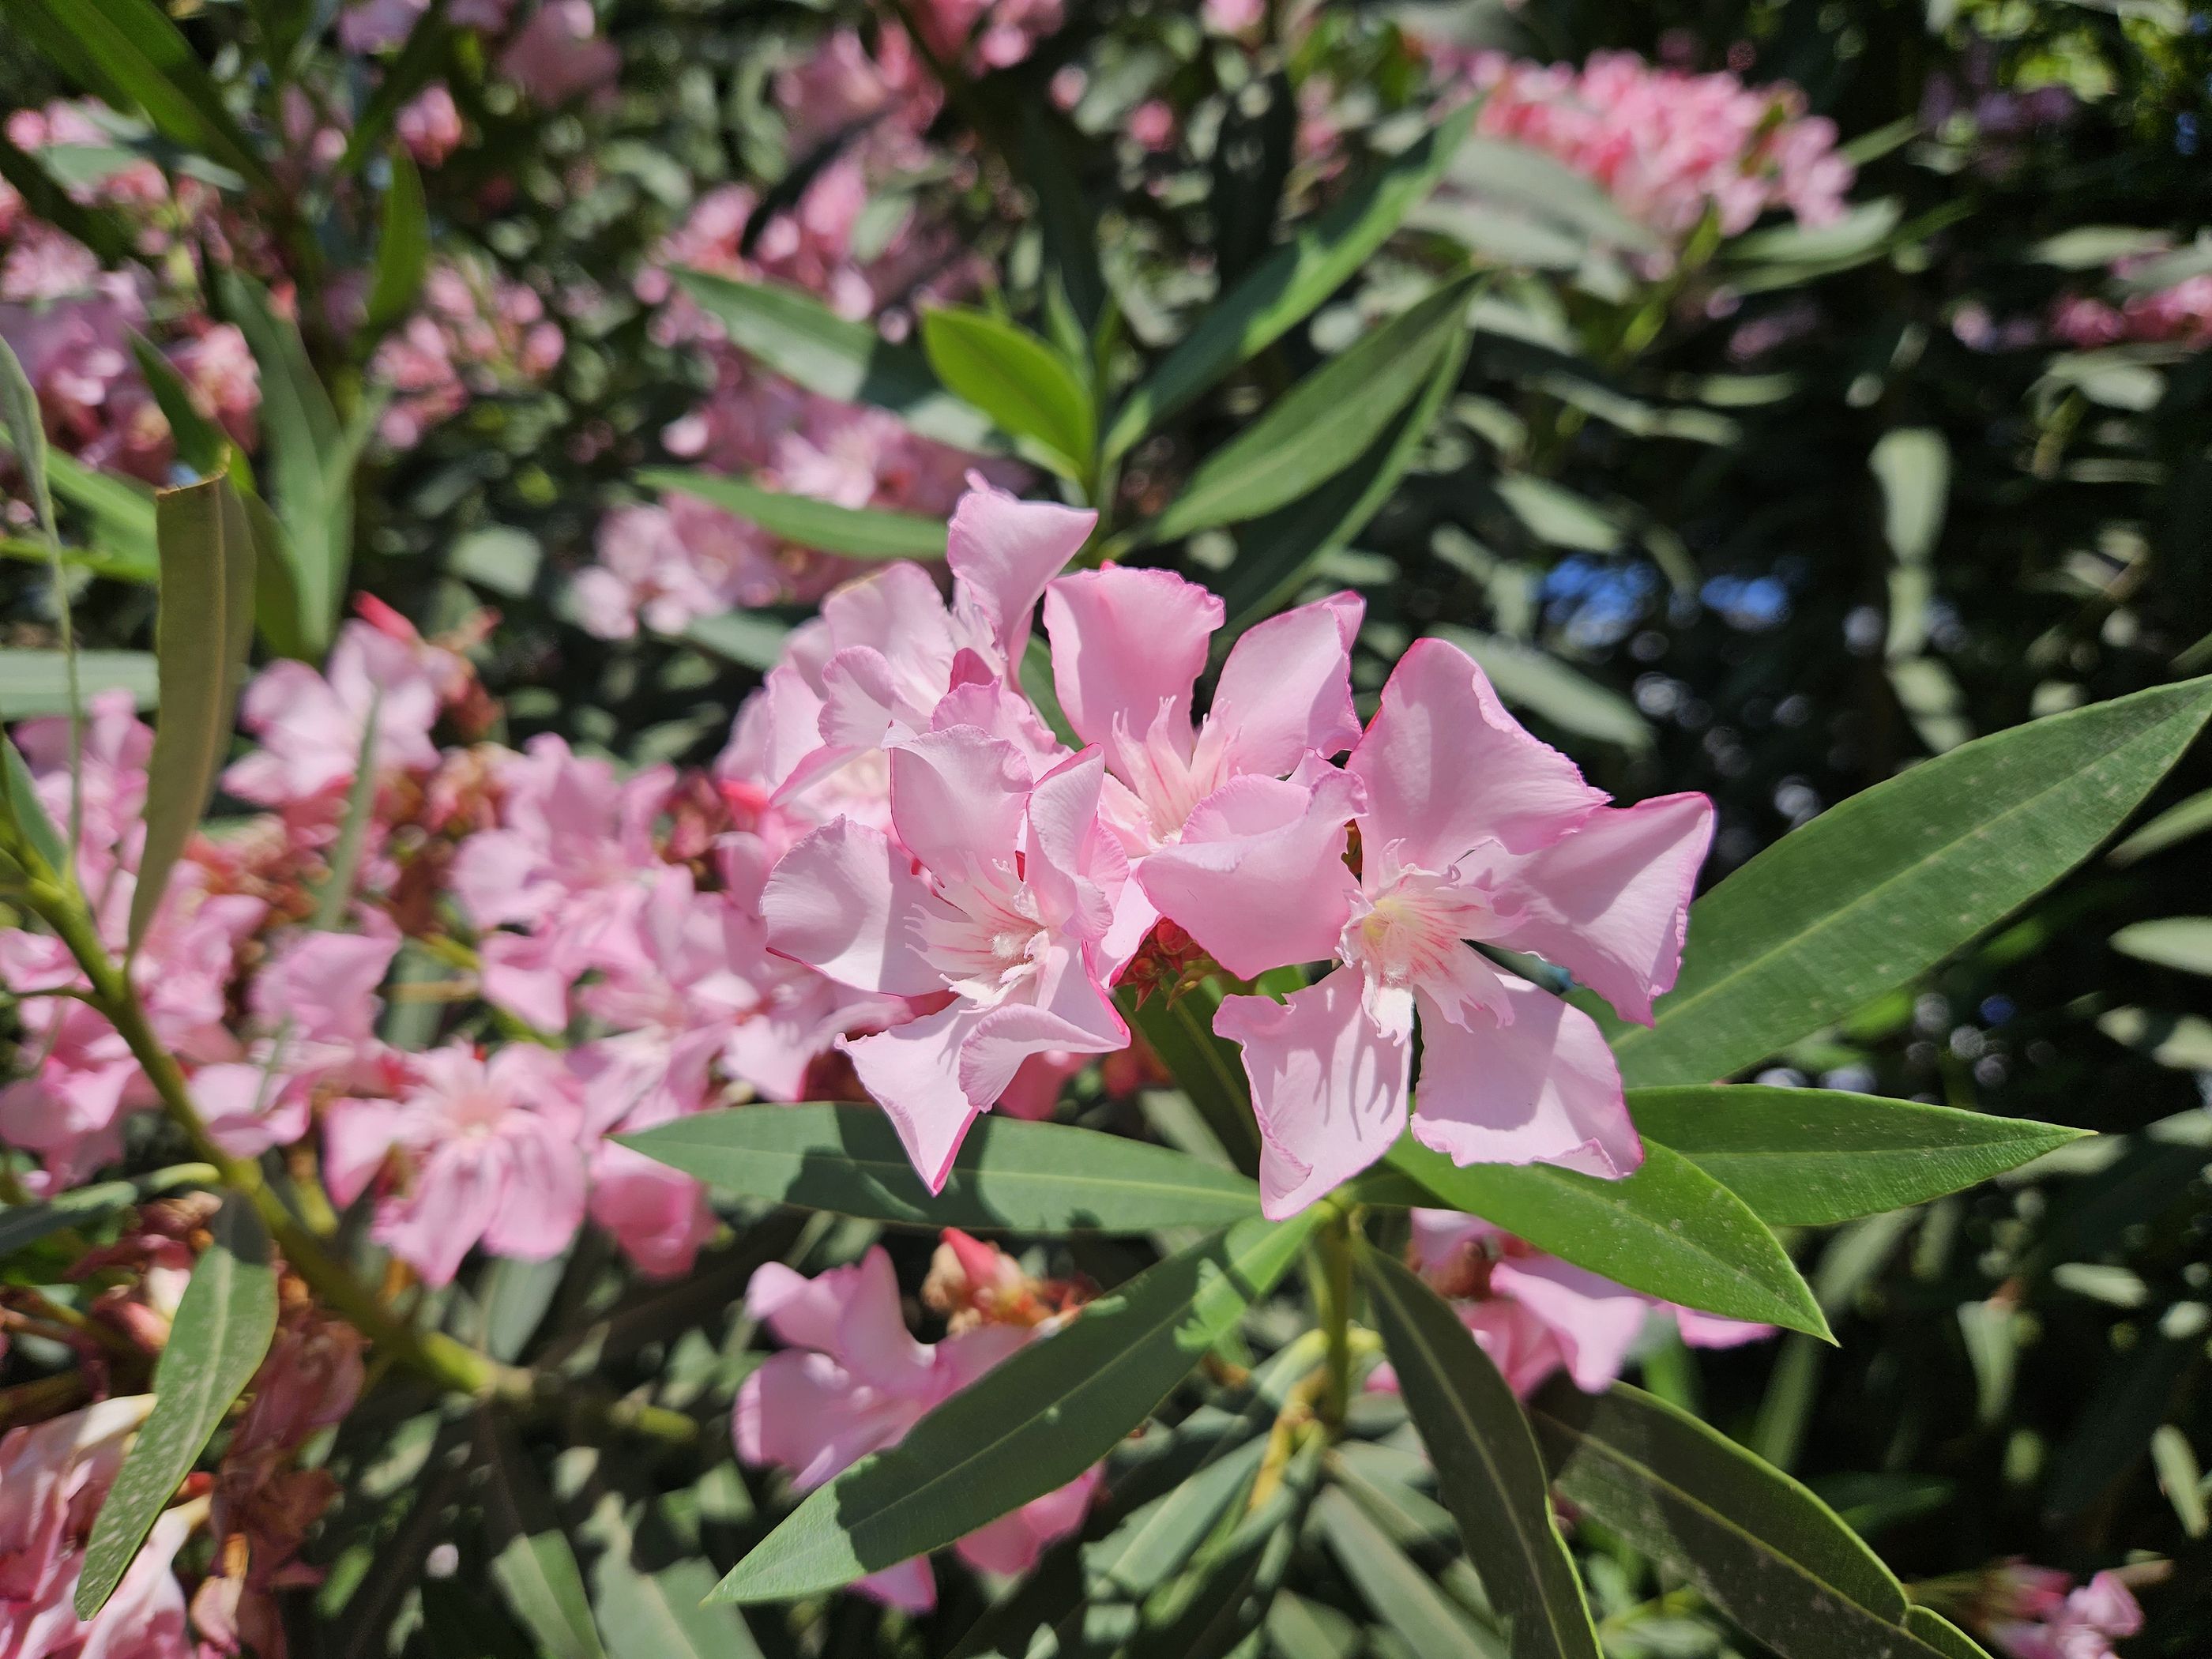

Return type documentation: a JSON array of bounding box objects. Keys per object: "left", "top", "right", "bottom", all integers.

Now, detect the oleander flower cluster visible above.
[
  {"left": 2050, "top": 254, "right": 2212, "bottom": 352},
  {"left": 1439, "top": 48, "right": 1854, "bottom": 267}
]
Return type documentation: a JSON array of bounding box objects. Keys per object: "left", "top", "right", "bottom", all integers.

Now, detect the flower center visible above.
[
  {"left": 1339, "top": 867, "right": 1491, "bottom": 991},
  {"left": 923, "top": 867, "right": 1048, "bottom": 1004}
]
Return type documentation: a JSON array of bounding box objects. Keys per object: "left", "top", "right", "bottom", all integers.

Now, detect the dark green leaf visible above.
[
  {"left": 0, "top": 1179, "right": 138, "bottom": 1258},
  {"left": 1147, "top": 277, "right": 1474, "bottom": 543},
  {"left": 365, "top": 148, "right": 430, "bottom": 334},
  {"left": 1608, "top": 677, "right": 2212, "bottom": 1089},
  {"left": 710, "top": 1212, "right": 1322, "bottom": 1602},
  {"left": 579, "top": 1494, "right": 763, "bottom": 1659},
  {"left": 0, "top": 649, "right": 159, "bottom": 716},
  {"left": 1627, "top": 1086, "right": 2089, "bottom": 1225},
  {"left": 1529, "top": 1382, "right": 1965, "bottom": 1659},
  {"left": 1360, "top": 1247, "right": 1601, "bottom": 1659},
  {"left": 1902, "top": 1608, "right": 1994, "bottom": 1659},
  {"left": 126, "top": 334, "right": 228, "bottom": 477},
  {"left": 479, "top": 1413, "right": 609, "bottom": 1659},
  {"left": 76, "top": 1196, "right": 279, "bottom": 1618},
  {"left": 638, "top": 468, "right": 949, "bottom": 559},
  {"left": 920, "top": 307, "right": 1095, "bottom": 477},
  {"left": 224, "top": 273, "right": 359, "bottom": 655},
  {"left": 1217, "top": 326, "right": 1466, "bottom": 636},
  {"left": 1118, "top": 981, "right": 1264, "bottom": 1176},
  {"left": 1312, "top": 1486, "right": 1499, "bottom": 1659},
  {"left": 1366, "top": 1140, "right": 1829, "bottom": 1338},
  {"left": 1104, "top": 103, "right": 1473, "bottom": 459},
  {"left": 1086, "top": 1434, "right": 1269, "bottom": 1598},
  {"left": 130, "top": 472, "right": 256, "bottom": 951},
  {"left": 621, "top": 1104, "right": 1260, "bottom": 1233},
  {"left": 672, "top": 270, "right": 1003, "bottom": 453},
  {"left": 13, "top": 0, "right": 275, "bottom": 194}
]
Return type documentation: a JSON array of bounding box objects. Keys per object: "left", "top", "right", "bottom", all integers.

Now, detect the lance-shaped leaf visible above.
[
  {"left": 1313, "top": 1486, "right": 1495, "bottom": 1659},
  {"left": 1146, "top": 276, "right": 1476, "bottom": 544},
  {"left": 365, "top": 147, "right": 430, "bottom": 333},
  {"left": 638, "top": 468, "right": 949, "bottom": 559},
  {"left": 479, "top": 1413, "right": 609, "bottom": 1659},
  {"left": 0, "top": 1179, "right": 139, "bottom": 1258},
  {"left": 130, "top": 472, "right": 256, "bottom": 951},
  {"left": 1608, "top": 676, "right": 2212, "bottom": 1089},
  {"left": 1216, "top": 325, "right": 1467, "bottom": 638},
  {"left": 1365, "top": 1140, "right": 1828, "bottom": 1338},
  {"left": 1119, "top": 980, "right": 1264, "bottom": 1176},
  {"left": 1, "top": 728, "right": 67, "bottom": 875},
  {"left": 622, "top": 1104, "right": 1260, "bottom": 1232},
  {"left": 672, "top": 270, "right": 1003, "bottom": 453},
  {"left": 1529, "top": 1382, "right": 1965, "bottom": 1659},
  {"left": 1905, "top": 1608, "right": 1996, "bottom": 1659},
  {"left": 128, "top": 334, "right": 229, "bottom": 478},
  {"left": 580, "top": 1494, "right": 763, "bottom": 1659},
  {"left": 710, "top": 1211, "right": 1322, "bottom": 1602},
  {"left": 1104, "top": 102, "right": 1474, "bottom": 459},
  {"left": 75, "top": 1195, "right": 279, "bottom": 1618},
  {"left": 920, "top": 307, "right": 1095, "bottom": 478},
  {"left": 1360, "top": 1246, "right": 1602, "bottom": 1659},
  {"left": 0, "top": 649, "right": 158, "bottom": 717},
  {"left": 41, "top": 451, "right": 158, "bottom": 575},
  {"left": 1628, "top": 1087, "right": 2090, "bottom": 1225}
]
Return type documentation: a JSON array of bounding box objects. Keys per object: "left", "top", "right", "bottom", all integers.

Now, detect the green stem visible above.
[{"left": 1311, "top": 1205, "right": 1356, "bottom": 1430}]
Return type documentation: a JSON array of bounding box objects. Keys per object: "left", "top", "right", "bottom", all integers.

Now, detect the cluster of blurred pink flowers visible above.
[
  {"left": 367, "top": 257, "right": 566, "bottom": 451},
  {"left": 340, "top": 0, "right": 619, "bottom": 110},
  {"left": 1981, "top": 1563, "right": 2143, "bottom": 1659},
  {"left": 1448, "top": 49, "right": 1853, "bottom": 265},
  {"left": 0, "top": 103, "right": 261, "bottom": 501},
  {"left": 576, "top": 16, "right": 1026, "bottom": 637},
  {"left": 1374, "top": 1211, "right": 1771, "bottom": 1398},
  {"left": 2050, "top": 258, "right": 2212, "bottom": 352}
]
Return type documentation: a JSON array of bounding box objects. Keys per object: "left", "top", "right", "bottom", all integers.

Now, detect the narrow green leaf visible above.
[
  {"left": 224, "top": 273, "right": 356, "bottom": 654},
  {"left": 130, "top": 472, "right": 256, "bottom": 951},
  {"left": 1902, "top": 1608, "right": 1995, "bottom": 1659},
  {"left": 365, "top": 148, "right": 431, "bottom": 334},
  {"left": 40, "top": 451, "right": 158, "bottom": 574},
  {"left": 1266, "top": 1591, "right": 1362, "bottom": 1659},
  {"left": 1529, "top": 1382, "right": 1966, "bottom": 1659},
  {"left": 479, "top": 1413, "right": 609, "bottom": 1659},
  {"left": 477, "top": 1247, "right": 567, "bottom": 1365},
  {"left": 0, "top": 337, "right": 55, "bottom": 542},
  {"left": 622, "top": 1104, "right": 1259, "bottom": 1234},
  {"left": 920, "top": 307, "right": 1096, "bottom": 476},
  {"left": 1368, "top": 1139, "right": 1829, "bottom": 1338},
  {"left": 580, "top": 1494, "right": 764, "bottom": 1659},
  {"left": 1429, "top": 628, "right": 1651, "bottom": 751},
  {"left": 2110, "top": 916, "right": 2212, "bottom": 976},
  {"left": 672, "top": 269, "right": 1003, "bottom": 453},
  {"left": 2110, "top": 785, "right": 2212, "bottom": 864},
  {"left": 1627, "top": 1086, "right": 2089, "bottom": 1225},
  {"left": 1869, "top": 428, "right": 1949, "bottom": 565},
  {"left": 1217, "top": 324, "right": 1467, "bottom": 636},
  {"left": 1, "top": 730, "right": 68, "bottom": 875},
  {"left": 19, "top": 0, "right": 275, "bottom": 194},
  {"left": 710, "top": 1212, "right": 1322, "bottom": 1602},
  {"left": 0, "top": 649, "right": 159, "bottom": 715},
  {"left": 1360, "top": 1247, "right": 1601, "bottom": 1659},
  {"left": 1312, "top": 1487, "right": 1499, "bottom": 1659},
  {"left": 2150, "top": 1425, "right": 2209, "bottom": 1539},
  {"left": 638, "top": 468, "right": 949, "bottom": 560},
  {"left": 1443, "top": 136, "right": 1665, "bottom": 258},
  {"left": 1608, "top": 677, "right": 2212, "bottom": 1089},
  {"left": 1104, "top": 102, "right": 1474, "bottom": 459},
  {"left": 1086, "top": 1433, "right": 1269, "bottom": 1598},
  {"left": 126, "top": 334, "right": 229, "bottom": 477},
  {"left": 1147, "top": 276, "right": 1473, "bottom": 543},
  {"left": 1118, "top": 980, "right": 1264, "bottom": 1176},
  {"left": 75, "top": 1195, "right": 279, "bottom": 1618},
  {"left": 0, "top": 1178, "right": 139, "bottom": 1257}
]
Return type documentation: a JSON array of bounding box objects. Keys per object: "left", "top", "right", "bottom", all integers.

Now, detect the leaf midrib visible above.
[{"left": 1617, "top": 702, "right": 2199, "bottom": 1075}]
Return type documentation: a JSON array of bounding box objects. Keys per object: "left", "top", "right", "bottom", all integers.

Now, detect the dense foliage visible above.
[{"left": 2, "top": 2, "right": 2210, "bottom": 1658}]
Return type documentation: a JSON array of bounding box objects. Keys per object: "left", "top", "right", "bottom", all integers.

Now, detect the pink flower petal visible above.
[
  {"left": 762, "top": 818, "right": 947, "bottom": 995},
  {"left": 1348, "top": 637, "right": 1605, "bottom": 865},
  {"left": 947, "top": 480, "right": 1097, "bottom": 663},
  {"left": 1209, "top": 591, "right": 1364, "bottom": 777},
  {"left": 1488, "top": 1254, "right": 1653, "bottom": 1393},
  {"left": 844, "top": 1003, "right": 989, "bottom": 1192},
  {"left": 1136, "top": 769, "right": 1364, "bottom": 979},
  {"left": 1040, "top": 566, "right": 1221, "bottom": 753},
  {"left": 1216, "top": 964, "right": 1412, "bottom": 1218},
  {"left": 1409, "top": 978, "right": 1642, "bottom": 1178},
  {"left": 1488, "top": 792, "right": 1714, "bottom": 1025},
  {"left": 886, "top": 726, "right": 1033, "bottom": 880}
]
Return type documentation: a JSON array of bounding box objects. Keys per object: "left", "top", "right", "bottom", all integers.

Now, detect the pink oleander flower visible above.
[
  {"left": 1367, "top": 1210, "right": 1772, "bottom": 1398},
  {"left": 0, "top": 1396, "right": 197, "bottom": 1659},
  {"left": 908, "top": 0, "right": 1063, "bottom": 72},
  {"left": 725, "top": 480, "right": 1090, "bottom": 835},
  {"left": 1449, "top": 50, "right": 1853, "bottom": 268},
  {"left": 1138, "top": 637, "right": 1714, "bottom": 1217},
  {"left": 735, "top": 1247, "right": 1100, "bottom": 1611},
  {"left": 449, "top": 735, "right": 675, "bottom": 1030},
  {"left": 587, "top": 1141, "right": 717, "bottom": 1278},
  {"left": 397, "top": 84, "right": 465, "bottom": 166},
  {"left": 2050, "top": 255, "right": 2212, "bottom": 352},
  {"left": 1040, "top": 563, "right": 1361, "bottom": 957},
  {"left": 763, "top": 727, "right": 1133, "bottom": 1190},
  {"left": 1986, "top": 1567, "right": 2143, "bottom": 1659},
  {"left": 224, "top": 616, "right": 453, "bottom": 812},
  {"left": 340, "top": 0, "right": 513, "bottom": 51},
  {"left": 323, "top": 1044, "right": 589, "bottom": 1285},
  {"left": 368, "top": 259, "right": 563, "bottom": 451},
  {"left": 498, "top": 1, "right": 621, "bottom": 107}
]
